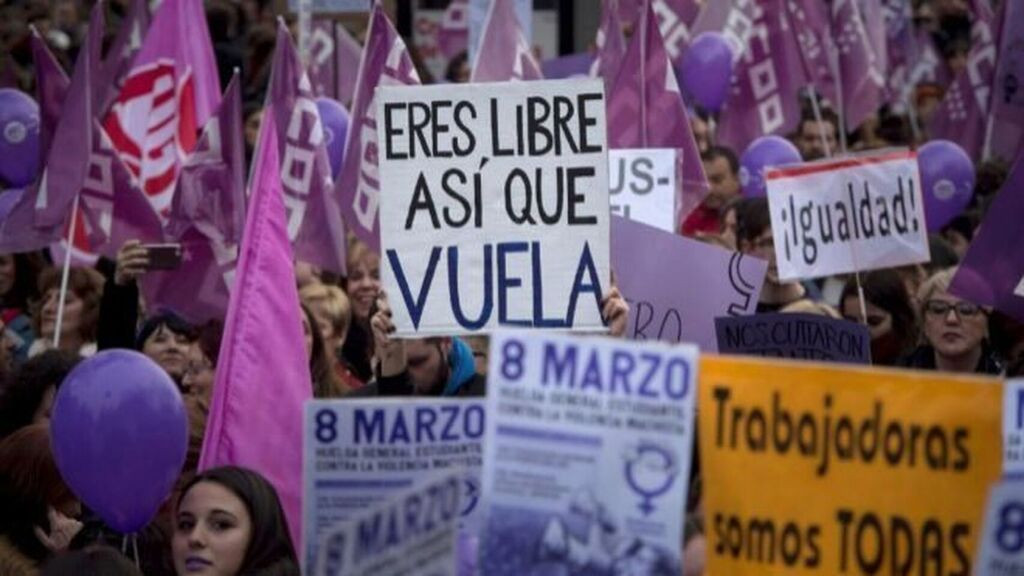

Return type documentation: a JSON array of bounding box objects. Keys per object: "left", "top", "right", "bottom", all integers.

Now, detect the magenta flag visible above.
[
  {"left": 97, "top": 0, "right": 150, "bottom": 118},
  {"left": 470, "top": 0, "right": 543, "bottom": 82},
  {"left": 31, "top": 30, "right": 69, "bottom": 162},
  {"left": 199, "top": 116, "right": 310, "bottom": 551},
  {"left": 989, "top": 1, "right": 1024, "bottom": 162},
  {"left": 950, "top": 150, "right": 1024, "bottom": 322},
  {"left": 607, "top": 0, "right": 708, "bottom": 223},
  {"left": 832, "top": 0, "right": 887, "bottom": 131},
  {"left": 928, "top": 0, "right": 998, "bottom": 160},
  {"left": 103, "top": 0, "right": 221, "bottom": 219},
  {"left": 309, "top": 20, "right": 363, "bottom": 108},
  {"left": 337, "top": 4, "right": 420, "bottom": 252},
  {"left": 619, "top": 0, "right": 699, "bottom": 64},
  {"left": 267, "top": 22, "right": 347, "bottom": 275},
  {"left": 785, "top": 0, "right": 837, "bottom": 104},
  {"left": 168, "top": 74, "right": 246, "bottom": 246},
  {"left": 591, "top": 0, "right": 627, "bottom": 94}
]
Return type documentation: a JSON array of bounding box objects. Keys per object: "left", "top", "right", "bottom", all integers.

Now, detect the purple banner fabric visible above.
[
  {"left": 141, "top": 227, "right": 237, "bottom": 323},
  {"left": 469, "top": 0, "right": 543, "bottom": 82},
  {"left": 0, "top": 187, "right": 62, "bottom": 253},
  {"left": 989, "top": 1, "right": 1024, "bottom": 162},
  {"left": 620, "top": 0, "right": 700, "bottom": 65},
  {"left": 611, "top": 215, "right": 766, "bottom": 351},
  {"left": 950, "top": 152, "right": 1024, "bottom": 323},
  {"left": 97, "top": 0, "right": 149, "bottom": 118},
  {"left": 881, "top": 0, "right": 918, "bottom": 110},
  {"left": 716, "top": 312, "right": 872, "bottom": 364},
  {"left": 267, "top": 22, "right": 347, "bottom": 275},
  {"left": 309, "top": 20, "right": 363, "bottom": 108},
  {"left": 832, "top": 0, "right": 887, "bottom": 132},
  {"left": 337, "top": 4, "right": 420, "bottom": 252},
  {"left": 786, "top": 0, "right": 838, "bottom": 105},
  {"left": 592, "top": 0, "right": 627, "bottom": 94},
  {"left": 542, "top": 53, "right": 594, "bottom": 79},
  {"left": 31, "top": 31, "right": 69, "bottom": 162}
]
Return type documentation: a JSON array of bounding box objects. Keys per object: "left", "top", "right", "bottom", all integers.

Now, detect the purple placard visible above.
[
  {"left": 611, "top": 215, "right": 767, "bottom": 351},
  {"left": 715, "top": 313, "right": 872, "bottom": 364}
]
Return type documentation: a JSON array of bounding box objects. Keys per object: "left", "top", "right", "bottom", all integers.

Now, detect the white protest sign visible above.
[
  {"left": 974, "top": 481, "right": 1024, "bottom": 576},
  {"left": 1005, "top": 380, "right": 1024, "bottom": 476},
  {"left": 314, "top": 473, "right": 461, "bottom": 576},
  {"left": 609, "top": 148, "right": 677, "bottom": 232},
  {"left": 766, "top": 149, "right": 931, "bottom": 281},
  {"left": 479, "top": 330, "right": 698, "bottom": 573},
  {"left": 303, "top": 399, "right": 485, "bottom": 574},
  {"left": 377, "top": 79, "right": 610, "bottom": 336}
]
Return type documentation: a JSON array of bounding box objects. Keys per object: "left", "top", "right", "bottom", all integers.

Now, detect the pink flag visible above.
[
  {"left": 31, "top": 30, "right": 69, "bottom": 161},
  {"left": 97, "top": 0, "right": 150, "bottom": 118},
  {"left": 104, "top": 0, "right": 221, "bottom": 219},
  {"left": 469, "top": 0, "right": 543, "bottom": 82},
  {"left": 591, "top": 0, "right": 627, "bottom": 93},
  {"left": 607, "top": 0, "right": 708, "bottom": 223},
  {"left": 989, "top": 0, "right": 1024, "bottom": 162},
  {"left": 199, "top": 116, "right": 310, "bottom": 551},
  {"left": 832, "top": 0, "right": 887, "bottom": 131},
  {"left": 309, "top": 20, "right": 363, "bottom": 108},
  {"left": 337, "top": 4, "right": 420, "bottom": 252},
  {"left": 267, "top": 21, "right": 347, "bottom": 275},
  {"left": 929, "top": 0, "right": 997, "bottom": 159},
  {"left": 619, "top": 0, "right": 700, "bottom": 65}
]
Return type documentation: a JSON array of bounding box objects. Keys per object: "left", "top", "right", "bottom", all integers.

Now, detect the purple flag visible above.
[
  {"left": 141, "top": 227, "right": 237, "bottom": 323},
  {"left": 167, "top": 74, "right": 246, "bottom": 245},
  {"left": 591, "top": 0, "right": 627, "bottom": 93},
  {"left": 832, "top": 0, "right": 887, "bottom": 131},
  {"left": 31, "top": 30, "right": 69, "bottom": 161},
  {"left": 611, "top": 215, "right": 766, "bottom": 351},
  {"left": 542, "top": 52, "right": 594, "bottom": 79},
  {"left": 929, "top": 0, "right": 997, "bottom": 159},
  {"left": 97, "top": 0, "right": 150, "bottom": 118},
  {"left": 950, "top": 152, "right": 1024, "bottom": 322},
  {"left": 33, "top": 4, "right": 101, "bottom": 229},
  {"left": 607, "top": 0, "right": 708, "bottom": 222},
  {"left": 881, "top": 0, "right": 918, "bottom": 110},
  {"left": 309, "top": 20, "right": 363, "bottom": 108},
  {"left": 267, "top": 21, "right": 347, "bottom": 275},
  {"left": 714, "top": 0, "right": 810, "bottom": 154},
  {"left": 337, "top": 4, "right": 420, "bottom": 252},
  {"left": 989, "top": 1, "right": 1024, "bottom": 162},
  {"left": 620, "top": 0, "right": 700, "bottom": 64},
  {"left": 786, "top": 0, "right": 838, "bottom": 105},
  {"left": 0, "top": 187, "right": 63, "bottom": 253},
  {"left": 469, "top": 0, "right": 543, "bottom": 82}
]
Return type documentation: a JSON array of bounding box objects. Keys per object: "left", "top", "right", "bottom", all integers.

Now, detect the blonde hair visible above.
[
  {"left": 916, "top": 267, "right": 958, "bottom": 308},
  {"left": 299, "top": 283, "right": 352, "bottom": 339},
  {"left": 780, "top": 300, "right": 841, "bottom": 319}
]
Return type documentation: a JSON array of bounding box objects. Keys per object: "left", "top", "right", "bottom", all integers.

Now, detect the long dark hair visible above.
[
  {"left": 841, "top": 269, "right": 919, "bottom": 359},
  {"left": 302, "top": 303, "right": 342, "bottom": 398},
  {"left": 0, "top": 252, "right": 45, "bottom": 311},
  {"left": 178, "top": 467, "right": 298, "bottom": 576}
]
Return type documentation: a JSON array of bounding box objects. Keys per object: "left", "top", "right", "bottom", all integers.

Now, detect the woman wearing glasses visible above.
[{"left": 900, "top": 268, "right": 1003, "bottom": 374}]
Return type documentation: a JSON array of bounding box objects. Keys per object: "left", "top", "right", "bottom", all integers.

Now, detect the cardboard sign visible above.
[
  {"left": 314, "top": 473, "right": 461, "bottom": 576},
  {"left": 766, "top": 150, "right": 930, "bottom": 281},
  {"left": 700, "top": 356, "right": 1002, "bottom": 576},
  {"left": 303, "top": 399, "right": 485, "bottom": 574},
  {"left": 611, "top": 216, "right": 766, "bottom": 350},
  {"left": 715, "top": 313, "right": 872, "bottom": 364},
  {"left": 377, "top": 80, "right": 610, "bottom": 336},
  {"left": 974, "top": 480, "right": 1024, "bottom": 576},
  {"left": 1004, "top": 379, "right": 1024, "bottom": 475},
  {"left": 480, "top": 330, "right": 698, "bottom": 573},
  {"left": 608, "top": 148, "right": 677, "bottom": 232}
]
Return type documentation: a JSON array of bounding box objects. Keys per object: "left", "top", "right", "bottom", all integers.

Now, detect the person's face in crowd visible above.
[
  {"left": 742, "top": 229, "right": 778, "bottom": 284},
  {"left": 173, "top": 481, "right": 253, "bottom": 576},
  {"left": 301, "top": 312, "right": 314, "bottom": 360},
  {"left": 183, "top": 345, "right": 215, "bottom": 398},
  {"left": 244, "top": 110, "right": 263, "bottom": 154},
  {"left": 309, "top": 303, "right": 335, "bottom": 342},
  {"left": 453, "top": 60, "right": 471, "bottom": 83},
  {"left": 40, "top": 288, "right": 83, "bottom": 341},
  {"left": 0, "top": 254, "right": 15, "bottom": 297},
  {"left": 797, "top": 119, "right": 837, "bottom": 161},
  {"left": 52, "top": 1, "right": 78, "bottom": 32},
  {"left": 682, "top": 533, "right": 707, "bottom": 576},
  {"left": 917, "top": 94, "right": 942, "bottom": 127},
  {"left": 0, "top": 319, "right": 10, "bottom": 376},
  {"left": 841, "top": 297, "right": 893, "bottom": 340},
  {"left": 346, "top": 251, "right": 381, "bottom": 323},
  {"left": 691, "top": 115, "right": 710, "bottom": 154},
  {"left": 720, "top": 207, "right": 738, "bottom": 250},
  {"left": 293, "top": 262, "right": 321, "bottom": 289},
  {"left": 942, "top": 229, "right": 971, "bottom": 260},
  {"left": 922, "top": 291, "right": 988, "bottom": 361},
  {"left": 406, "top": 338, "right": 451, "bottom": 395},
  {"left": 946, "top": 49, "right": 968, "bottom": 77},
  {"left": 463, "top": 335, "right": 489, "bottom": 375},
  {"left": 703, "top": 156, "right": 740, "bottom": 210},
  {"left": 143, "top": 325, "right": 192, "bottom": 381}
]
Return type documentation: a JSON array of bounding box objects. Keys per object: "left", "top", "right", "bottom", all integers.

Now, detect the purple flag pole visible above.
[{"left": 51, "top": 194, "right": 81, "bottom": 348}]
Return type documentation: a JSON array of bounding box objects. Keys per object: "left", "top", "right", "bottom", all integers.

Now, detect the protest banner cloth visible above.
[
  {"left": 766, "top": 149, "right": 930, "bottom": 282},
  {"left": 700, "top": 355, "right": 1002, "bottom": 576},
  {"left": 715, "top": 313, "right": 871, "bottom": 365},
  {"left": 479, "top": 330, "right": 698, "bottom": 573},
  {"left": 470, "top": 0, "right": 542, "bottom": 82},
  {"left": 303, "top": 398, "right": 485, "bottom": 574},
  {"left": 376, "top": 79, "right": 611, "bottom": 336},
  {"left": 468, "top": 0, "right": 532, "bottom": 63},
  {"left": 611, "top": 216, "right": 766, "bottom": 350},
  {"left": 974, "top": 480, "right": 1024, "bottom": 576},
  {"left": 308, "top": 20, "right": 362, "bottom": 106},
  {"left": 1004, "top": 380, "right": 1024, "bottom": 476},
  {"left": 608, "top": 148, "right": 676, "bottom": 232},
  {"left": 313, "top": 472, "right": 461, "bottom": 576}
]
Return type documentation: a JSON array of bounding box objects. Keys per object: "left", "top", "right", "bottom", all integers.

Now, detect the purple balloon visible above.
[
  {"left": 918, "top": 140, "right": 975, "bottom": 231},
  {"left": 316, "top": 97, "right": 349, "bottom": 180},
  {"left": 0, "top": 187, "right": 24, "bottom": 220},
  {"left": 679, "top": 32, "right": 734, "bottom": 112},
  {"left": 51, "top": 350, "right": 188, "bottom": 533},
  {"left": 0, "top": 89, "right": 41, "bottom": 188},
  {"left": 739, "top": 136, "right": 803, "bottom": 197}
]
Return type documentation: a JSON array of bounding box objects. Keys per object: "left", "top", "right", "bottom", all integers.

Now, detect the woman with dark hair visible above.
[
  {"left": 0, "top": 424, "right": 83, "bottom": 575},
  {"left": 342, "top": 240, "right": 380, "bottom": 383},
  {"left": 136, "top": 311, "right": 199, "bottom": 387},
  {"left": 0, "top": 350, "right": 81, "bottom": 440},
  {"left": 29, "top": 267, "right": 105, "bottom": 358},
  {"left": 0, "top": 252, "right": 45, "bottom": 363},
  {"left": 172, "top": 466, "right": 298, "bottom": 576},
  {"left": 839, "top": 269, "right": 919, "bottom": 366},
  {"left": 301, "top": 304, "right": 344, "bottom": 398}
]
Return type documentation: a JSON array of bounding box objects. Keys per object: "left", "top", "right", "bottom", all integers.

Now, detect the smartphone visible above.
[{"left": 142, "top": 243, "right": 183, "bottom": 270}]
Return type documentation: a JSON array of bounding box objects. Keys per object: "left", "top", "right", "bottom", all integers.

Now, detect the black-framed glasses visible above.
[{"left": 924, "top": 300, "right": 983, "bottom": 318}]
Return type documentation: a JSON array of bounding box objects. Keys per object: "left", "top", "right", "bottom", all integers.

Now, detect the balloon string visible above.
[{"left": 132, "top": 534, "right": 140, "bottom": 569}]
